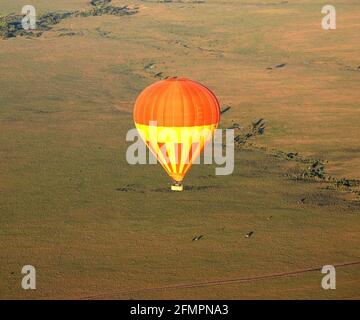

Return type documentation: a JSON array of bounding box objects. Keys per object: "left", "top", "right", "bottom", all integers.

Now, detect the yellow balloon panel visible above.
[{"left": 135, "top": 123, "right": 217, "bottom": 182}]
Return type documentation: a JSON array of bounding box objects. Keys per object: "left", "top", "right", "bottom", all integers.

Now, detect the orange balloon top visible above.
[{"left": 133, "top": 77, "right": 220, "bottom": 127}]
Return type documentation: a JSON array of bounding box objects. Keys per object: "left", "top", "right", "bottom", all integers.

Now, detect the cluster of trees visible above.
[{"left": 0, "top": 3, "right": 138, "bottom": 39}]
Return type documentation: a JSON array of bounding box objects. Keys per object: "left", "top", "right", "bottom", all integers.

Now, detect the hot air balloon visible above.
[{"left": 133, "top": 77, "right": 220, "bottom": 191}]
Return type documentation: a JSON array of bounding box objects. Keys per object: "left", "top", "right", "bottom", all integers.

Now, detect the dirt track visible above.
[{"left": 80, "top": 261, "right": 360, "bottom": 299}]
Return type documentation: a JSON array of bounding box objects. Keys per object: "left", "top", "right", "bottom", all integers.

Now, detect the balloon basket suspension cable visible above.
[{"left": 171, "top": 181, "right": 183, "bottom": 192}]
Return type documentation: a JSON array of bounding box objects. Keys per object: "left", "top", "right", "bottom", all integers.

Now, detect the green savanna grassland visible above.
[{"left": 0, "top": 0, "right": 359, "bottom": 299}]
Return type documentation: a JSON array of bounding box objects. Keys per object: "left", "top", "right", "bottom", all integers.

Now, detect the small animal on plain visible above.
[
  {"left": 298, "top": 197, "right": 306, "bottom": 204},
  {"left": 267, "top": 216, "right": 273, "bottom": 221},
  {"left": 192, "top": 235, "right": 204, "bottom": 241},
  {"left": 245, "top": 231, "right": 254, "bottom": 238}
]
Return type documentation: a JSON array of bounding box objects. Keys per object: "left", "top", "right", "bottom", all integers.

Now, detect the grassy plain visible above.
[{"left": 0, "top": 0, "right": 359, "bottom": 299}]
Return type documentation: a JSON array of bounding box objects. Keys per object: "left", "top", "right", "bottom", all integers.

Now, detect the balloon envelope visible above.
[{"left": 133, "top": 77, "right": 220, "bottom": 183}]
